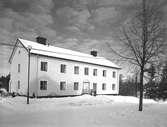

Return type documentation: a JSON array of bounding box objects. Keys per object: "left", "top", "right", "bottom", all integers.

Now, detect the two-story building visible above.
[{"left": 9, "top": 37, "right": 121, "bottom": 97}]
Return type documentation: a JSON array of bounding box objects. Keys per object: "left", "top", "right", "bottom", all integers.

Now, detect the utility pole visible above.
[{"left": 27, "top": 46, "right": 32, "bottom": 104}]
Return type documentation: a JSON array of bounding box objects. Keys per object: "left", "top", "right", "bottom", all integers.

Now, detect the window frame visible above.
[
  {"left": 84, "top": 67, "right": 89, "bottom": 75},
  {"left": 74, "top": 82, "right": 79, "bottom": 90},
  {"left": 113, "top": 71, "right": 116, "bottom": 78},
  {"left": 112, "top": 84, "right": 116, "bottom": 90},
  {"left": 102, "top": 83, "right": 106, "bottom": 90},
  {"left": 103, "top": 70, "right": 106, "bottom": 77},
  {"left": 40, "top": 81, "right": 47, "bottom": 90},
  {"left": 93, "top": 69, "right": 97, "bottom": 76},
  {"left": 41, "top": 61, "right": 48, "bottom": 72},
  {"left": 74, "top": 66, "right": 79, "bottom": 74},
  {"left": 60, "top": 64, "right": 66, "bottom": 73},
  {"left": 18, "top": 64, "right": 20, "bottom": 73},
  {"left": 60, "top": 81, "right": 66, "bottom": 90},
  {"left": 18, "top": 80, "right": 20, "bottom": 89}
]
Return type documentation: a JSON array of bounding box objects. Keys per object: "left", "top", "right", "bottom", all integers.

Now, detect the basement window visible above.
[{"left": 40, "top": 81, "right": 47, "bottom": 90}]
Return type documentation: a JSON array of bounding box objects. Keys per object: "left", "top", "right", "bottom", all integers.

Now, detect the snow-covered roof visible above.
[{"left": 18, "top": 38, "right": 121, "bottom": 69}]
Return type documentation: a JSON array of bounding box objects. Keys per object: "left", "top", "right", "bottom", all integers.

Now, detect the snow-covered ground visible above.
[{"left": 0, "top": 95, "right": 167, "bottom": 127}]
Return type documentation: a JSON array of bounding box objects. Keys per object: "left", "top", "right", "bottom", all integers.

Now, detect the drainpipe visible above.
[{"left": 27, "top": 45, "right": 32, "bottom": 104}]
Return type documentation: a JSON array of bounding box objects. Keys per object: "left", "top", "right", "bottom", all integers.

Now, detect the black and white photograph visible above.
[{"left": 0, "top": 0, "right": 167, "bottom": 127}]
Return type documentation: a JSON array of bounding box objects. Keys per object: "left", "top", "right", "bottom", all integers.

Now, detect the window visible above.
[
  {"left": 60, "top": 64, "right": 66, "bottom": 73},
  {"left": 41, "top": 62, "right": 47, "bottom": 71},
  {"left": 84, "top": 67, "right": 89, "bottom": 75},
  {"left": 18, "top": 50, "right": 21, "bottom": 54},
  {"left": 18, "top": 80, "right": 20, "bottom": 89},
  {"left": 60, "top": 81, "right": 66, "bottom": 90},
  {"left": 93, "top": 69, "right": 97, "bottom": 76},
  {"left": 103, "top": 70, "right": 106, "bottom": 77},
  {"left": 40, "top": 81, "right": 47, "bottom": 90},
  {"left": 18, "top": 64, "right": 20, "bottom": 72},
  {"left": 93, "top": 83, "right": 97, "bottom": 90},
  {"left": 113, "top": 71, "right": 116, "bottom": 78},
  {"left": 74, "top": 82, "right": 79, "bottom": 90},
  {"left": 74, "top": 66, "right": 79, "bottom": 74},
  {"left": 112, "top": 84, "right": 116, "bottom": 90},
  {"left": 102, "top": 83, "right": 106, "bottom": 90}
]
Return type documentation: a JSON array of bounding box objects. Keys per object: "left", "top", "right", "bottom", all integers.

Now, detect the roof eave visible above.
[{"left": 31, "top": 52, "right": 121, "bottom": 70}]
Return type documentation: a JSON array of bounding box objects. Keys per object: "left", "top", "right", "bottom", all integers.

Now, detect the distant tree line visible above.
[
  {"left": 119, "top": 61, "right": 167, "bottom": 101},
  {"left": 0, "top": 74, "right": 10, "bottom": 91},
  {"left": 145, "top": 62, "right": 167, "bottom": 101},
  {"left": 119, "top": 74, "right": 139, "bottom": 97}
]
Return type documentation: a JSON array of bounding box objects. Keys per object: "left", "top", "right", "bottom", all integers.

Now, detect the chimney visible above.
[
  {"left": 36, "top": 36, "right": 47, "bottom": 45},
  {"left": 90, "top": 50, "right": 97, "bottom": 57}
]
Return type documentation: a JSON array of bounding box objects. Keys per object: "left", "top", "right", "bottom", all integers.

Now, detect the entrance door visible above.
[
  {"left": 82, "top": 82, "right": 90, "bottom": 94},
  {"left": 93, "top": 83, "right": 97, "bottom": 91}
]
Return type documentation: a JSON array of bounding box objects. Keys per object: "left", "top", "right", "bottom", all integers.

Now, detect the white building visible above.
[{"left": 9, "top": 37, "right": 121, "bottom": 97}]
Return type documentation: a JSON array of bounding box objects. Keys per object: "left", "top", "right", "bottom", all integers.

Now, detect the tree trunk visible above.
[
  {"left": 139, "top": 66, "right": 144, "bottom": 111},
  {"left": 135, "top": 74, "right": 138, "bottom": 97}
]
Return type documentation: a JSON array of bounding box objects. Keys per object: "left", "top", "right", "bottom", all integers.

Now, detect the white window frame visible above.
[
  {"left": 93, "top": 69, "right": 97, "bottom": 76},
  {"left": 18, "top": 64, "right": 20, "bottom": 73},
  {"left": 18, "top": 80, "right": 20, "bottom": 89},
  {"left": 103, "top": 70, "right": 106, "bottom": 77},
  {"left": 84, "top": 67, "right": 89, "bottom": 75},
  {"left": 60, "top": 81, "right": 66, "bottom": 90},
  {"left": 113, "top": 71, "right": 116, "bottom": 78},
  {"left": 40, "top": 81, "right": 47, "bottom": 90},
  {"left": 74, "top": 66, "right": 79, "bottom": 74},
  {"left": 112, "top": 84, "right": 116, "bottom": 90},
  {"left": 41, "top": 62, "right": 48, "bottom": 72},
  {"left": 102, "top": 83, "right": 106, "bottom": 90},
  {"left": 60, "top": 64, "right": 66, "bottom": 73},
  {"left": 74, "top": 82, "right": 79, "bottom": 90}
]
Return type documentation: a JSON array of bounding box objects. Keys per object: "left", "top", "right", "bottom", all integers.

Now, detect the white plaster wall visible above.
[
  {"left": 29, "top": 55, "right": 38, "bottom": 96},
  {"left": 35, "top": 55, "right": 119, "bottom": 96},
  {"left": 10, "top": 42, "right": 28, "bottom": 95}
]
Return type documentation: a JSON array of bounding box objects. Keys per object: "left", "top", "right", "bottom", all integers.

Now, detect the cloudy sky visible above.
[{"left": 0, "top": 0, "right": 167, "bottom": 76}]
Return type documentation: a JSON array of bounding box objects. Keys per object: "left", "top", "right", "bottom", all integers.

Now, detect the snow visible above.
[
  {"left": 18, "top": 38, "right": 121, "bottom": 69},
  {"left": 0, "top": 95, "right": 167, "bottom": 127}
]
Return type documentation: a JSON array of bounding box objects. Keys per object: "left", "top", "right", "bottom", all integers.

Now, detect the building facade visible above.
[{"left": 9, "top": 38, "right": 121, "bottom": 97}]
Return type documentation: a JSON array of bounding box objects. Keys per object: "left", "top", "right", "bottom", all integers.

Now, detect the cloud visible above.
[
  {"left": 0, "top": 0, "right": 56, "bottom": 75},
  {"left": 93, "top": 7, "right": 118, "bottom": 26}
]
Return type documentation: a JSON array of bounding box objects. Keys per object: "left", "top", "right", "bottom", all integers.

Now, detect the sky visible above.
[{"left": 0, "top": 0, "right": 167, "bottom": 76}]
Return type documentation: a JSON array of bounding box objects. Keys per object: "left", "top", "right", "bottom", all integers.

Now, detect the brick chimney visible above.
[
  {"left": 36, "top": 36, "right": 47, "bottom": 45},
  {"left": 90, "top": 50, "right": 97, "bottom": 57}
]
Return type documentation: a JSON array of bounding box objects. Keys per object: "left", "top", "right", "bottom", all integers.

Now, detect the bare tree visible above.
[{"left": 111, "top": 0, "right": 167, "bottom": 111}]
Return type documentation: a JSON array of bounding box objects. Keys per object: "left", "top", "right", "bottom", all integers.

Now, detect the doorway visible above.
[{"left": 82, "top": 82, "right": 90, "bottom": 94}]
